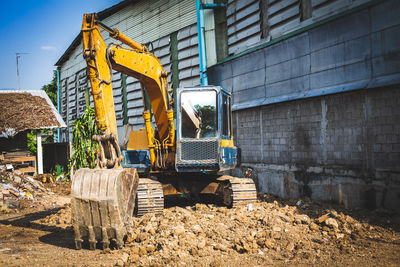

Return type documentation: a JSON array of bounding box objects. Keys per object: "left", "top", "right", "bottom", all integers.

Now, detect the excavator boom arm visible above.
[{"left": 81, "top": 14, "right": 175, "bottom": 167}]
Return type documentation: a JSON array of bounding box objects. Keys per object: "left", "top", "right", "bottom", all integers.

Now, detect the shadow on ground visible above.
[{"left": 0, "top": 208, "right": 75, "bottom": 249}]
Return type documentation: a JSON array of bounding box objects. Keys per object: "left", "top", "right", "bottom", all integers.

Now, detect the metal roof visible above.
[{"left": 55, "top": 0, "right": 138, "bottom": 67}]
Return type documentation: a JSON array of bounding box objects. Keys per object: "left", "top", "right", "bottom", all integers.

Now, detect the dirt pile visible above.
[
  {"left": 0, "top": 92, "right": 60, "bottom": 137},
  {"left": 123, "top": 201, "right": 381, "bottom": 266},
  {"left": 36, "top": 195, "right": 399, "bottom": 266}
]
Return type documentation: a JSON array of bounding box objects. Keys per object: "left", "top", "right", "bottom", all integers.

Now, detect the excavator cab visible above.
[
  {"left": 175, "top": 86, "right": 237, "bottom": 173},
  {"left": 121, "top": 86, "right": 237, "bottom": 174}
]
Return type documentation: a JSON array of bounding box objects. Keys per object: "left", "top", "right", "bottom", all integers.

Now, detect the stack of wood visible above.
[{"left": 0, "top": 151, "right": 36, "bottom": 175}]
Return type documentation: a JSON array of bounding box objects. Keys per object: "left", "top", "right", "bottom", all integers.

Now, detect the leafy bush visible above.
[{"left": 68, "top": 106, "right": 100, "bottom": 173}]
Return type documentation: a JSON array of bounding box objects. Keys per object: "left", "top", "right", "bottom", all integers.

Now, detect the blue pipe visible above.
[
  {"left": 196, "top": 0, "right": 208, "bottom": 86},
  {"left": 201, "top": 3, "right": 225, "bottom": 9},
  {"left": 56, "top": 68, "right": 61, "bottom": 143}
]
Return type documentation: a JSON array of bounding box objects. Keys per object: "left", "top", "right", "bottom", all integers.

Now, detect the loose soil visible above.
[
  {"left": 0, "top": 93, "right": 60, "bottom": 136},
  {"left": 0, "top": 182, "right": 399, "bottom": 267}
]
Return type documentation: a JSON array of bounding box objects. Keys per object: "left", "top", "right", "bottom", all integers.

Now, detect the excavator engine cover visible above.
[{"left": 71, "top": 168, "right": 139, "bottom": 250}]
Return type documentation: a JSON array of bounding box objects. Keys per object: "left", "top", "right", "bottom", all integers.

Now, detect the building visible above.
[
  {"left": 56, "top": 0, "right": 400, "bottom": 211},
  {"left": 0, "top": 90, "right": 67, "bottom": 174}
]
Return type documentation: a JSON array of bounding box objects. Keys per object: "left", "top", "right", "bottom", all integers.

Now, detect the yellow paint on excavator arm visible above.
[
  {"left": 109, "top": 47, "right": 171, "bottom": 141},
  {"left": 81, "top": 14, "right": 176, "bottom": 167},
  {"left": 82, "top": 15, "right": 119, "bottom": 141}
]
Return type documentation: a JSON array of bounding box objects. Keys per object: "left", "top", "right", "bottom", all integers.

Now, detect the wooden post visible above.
[{"left": 36, "top": 131, "right": 43, "bottom": 174}]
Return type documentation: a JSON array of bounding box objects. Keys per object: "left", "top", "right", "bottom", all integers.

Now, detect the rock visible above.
[
  {"left": 277, "top": 213, "right": 291, "bottom": 222},
  {"left": 295, "top": 214, "right": 311, "bottom": 224},
  {"left": 325, "top": 218, "right": 339, "bottom": 229},
  {"left": 129, "top": 254, "right": 140, "bottom": 263},
  {"left": 130, "top": 247, "right": 139, "bottom": 255},
  {"left": 317, "top": 214, "right": 330, "bottom": 224},
  {"left": 336, "top": 233, "right": 345, "bottom": 239},
  {"left": 192, "top": 224, "right": 202, "bottom": 232},
  {"left": 189, "top": 247, "right": 199, "bottom": 256},
  {"left": 115, "top": 259, "right": 124, "bottom": 266},
  {"left": 197, "top": 240, "right": 206, "bottom": 249},
  {"left": 214, "top": 243, "right": 227, "bottom": 251},
  {"left": 217, "top": 207, "right": 227, "bottom": 213},
  {"left": 172, "top": 227, "right": 185, "bottom": 237},
  {"left": 139, "top": 247, "right": 147, "bottom": 256},
  {"left": 265, "top": 238, "right": 275, "bottom": 249},
  {"left": 272, "top": 226, "right": 281, "bottom": 232},
  {"left": 309, "top": 222, "right": 320, "bottom": 231},
  {"left": 120, "top": 252, "right": 129, "bottom": 263},
  {"left": 343, "top": 224, "right": 352, "bottom": 234}
]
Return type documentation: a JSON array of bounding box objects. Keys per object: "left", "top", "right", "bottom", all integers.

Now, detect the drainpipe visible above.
[
  {"left": 196, "top": 1, "right": 225, "bottom": 86},
  {"left": 196, "top": 0, "right": 208, "bottom": 86},
  {"left": 56, "top": 67, "right": 61, "bottom": 143}
]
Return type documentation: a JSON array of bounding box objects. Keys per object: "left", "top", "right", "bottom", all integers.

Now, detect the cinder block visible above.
[
  {"left": 372, "top": 54, "right": 400, "bottom": 77},
  {"left": 232, "top": 50, "right": 265, "bottom": 76},
  {"left": 265, "top": 32, "right": 310, "bottom": 67},
  {"left": 208, "top": 62, "right": 233, "bottom": 83},
  {"left": 371, "top": 25, "right": 400, "bottom": 58},
  {"left": 370, "top": 0, "right": 400, "bottom": 32},
  {"left": 311, "top": 43, "right": 344, "bottom": 73},
  {"left": 266, "top": 55, "right": 310, "bottom": 84},
  {"left": 344, "top": 35, "right": 371, "bottom": 64},
  {"left": 233, "top": 86, "right": 265, "bottom": 105},
  {"left": 310, "top": 66, "right": 345, "bottom": 90},
  {"left": 220, "top": 78, "right": 233, "bottom": 92},
  {"left": 309, "top": 9, "right": 370, "bottom": 52},
  {"left": 344, "top": 60, "right": 371, "bottom": 83},
  {"left": 266, "top": 75, "right": 310, "bottom": 98}
]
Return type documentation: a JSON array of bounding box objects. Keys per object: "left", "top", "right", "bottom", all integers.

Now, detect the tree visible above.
[
  {"left": 42, "top": 70, "right": 57, "bottom": 106},
  {"left": 195, "top": 105, "right": 217, "bottom": 137}
]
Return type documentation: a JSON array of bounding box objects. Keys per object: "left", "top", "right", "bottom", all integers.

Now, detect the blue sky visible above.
[{"left": 0, "top": 0, "right": 121, "bottom": 90}]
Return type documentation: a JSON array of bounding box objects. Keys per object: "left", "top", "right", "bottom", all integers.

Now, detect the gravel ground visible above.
[{"left": 0, "top": 181, "right": 399, "bottom": 266}]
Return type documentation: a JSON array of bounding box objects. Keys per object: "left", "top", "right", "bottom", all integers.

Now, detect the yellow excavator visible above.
[{"left": 71, "top": 13, "right": 257, "bottom": 250}]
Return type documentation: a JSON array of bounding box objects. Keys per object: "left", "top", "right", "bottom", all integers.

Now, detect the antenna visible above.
[{"left": 16, "top": 52, "right": 29, "bottom": 89}]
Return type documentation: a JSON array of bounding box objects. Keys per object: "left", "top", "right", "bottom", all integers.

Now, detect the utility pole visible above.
[{"left": 16, "top": 52, "right": 29, "bottom": 89}]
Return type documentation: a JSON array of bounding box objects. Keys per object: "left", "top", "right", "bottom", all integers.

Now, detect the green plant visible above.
[
  {"left": 69, "top": 106, "right": 100, "bottom": 173},
  {"left": 27, "top": 129, "right": 54, "bottom": 155},
  {"left": 42, "top": 70, "right": 58, "bottom": 106},
  {"left": 27, "top": 130, "right": 37, "bottom": 154}
]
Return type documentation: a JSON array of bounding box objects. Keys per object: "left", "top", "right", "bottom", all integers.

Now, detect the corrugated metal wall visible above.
[
  {"left": 177, "top": 24, "right": 200, "bottom": 87},
  {"left": 59, "top": 0, "right": 372, "bottom": 142},
  {"left": 59, "top": 0, "right": 197, "bottom": 141},
  {"left": 226, "top": 0, "right": 371, "bottom": 55}
]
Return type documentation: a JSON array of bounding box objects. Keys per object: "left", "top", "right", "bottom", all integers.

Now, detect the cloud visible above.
[{"left": 40, "top": 46, "right": 57, "bottom": 51}]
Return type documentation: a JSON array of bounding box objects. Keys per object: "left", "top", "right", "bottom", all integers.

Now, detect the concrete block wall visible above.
[
  {"left": 210, "top": 0, "right": 400, "bottom": 211},
  {"left": 231, "top": 87, "right": 400, "bottom": 211}
]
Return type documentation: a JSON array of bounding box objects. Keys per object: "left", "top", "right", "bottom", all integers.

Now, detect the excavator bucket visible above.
[{"left": 71, "top": 168, "right": 139, "bottom": 250}]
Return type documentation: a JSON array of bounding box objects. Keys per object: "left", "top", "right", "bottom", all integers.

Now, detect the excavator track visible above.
[
  {"left": 217, "top": 176, "right": 257, "bottom": 207},
  {"left": 135, "top": 178, "right": 164, "bottom": 217}
]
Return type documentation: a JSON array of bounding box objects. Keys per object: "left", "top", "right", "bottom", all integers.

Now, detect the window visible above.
[
  {"left": 180, "top": 90, "right": 217, "bottom": 138},
  {"left": 222, "top": 94, "right": 231, "bottom": 137}
]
